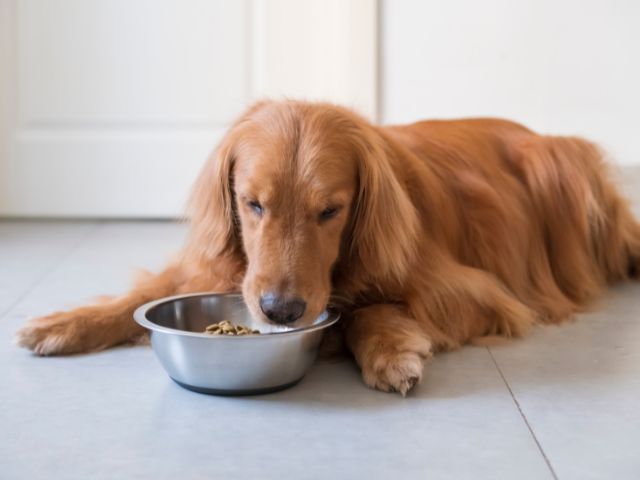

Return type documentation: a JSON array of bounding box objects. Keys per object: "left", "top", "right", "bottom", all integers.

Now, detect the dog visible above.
[{"left": 16, "top": 100, "right": 640, "bottom": 395}]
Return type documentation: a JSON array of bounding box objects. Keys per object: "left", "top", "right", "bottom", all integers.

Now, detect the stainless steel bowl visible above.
[{"left": 134, "top": 293, "right": 339, "bottom": 395}]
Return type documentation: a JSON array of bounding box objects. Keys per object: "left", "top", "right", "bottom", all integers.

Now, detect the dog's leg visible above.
[
  {"left": 416, "top": 262, "right": 539, "bottom": 347},
  {"left": 344, "top": 304, "right": 433, "bottom": 396},
  {"left": 16, "top": 264, "right": 186, "bottom": 355}
]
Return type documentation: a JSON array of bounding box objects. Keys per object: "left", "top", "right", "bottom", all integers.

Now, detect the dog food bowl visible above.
[{"left": 134, "top": 293, "right": 339, "bottom": 395}]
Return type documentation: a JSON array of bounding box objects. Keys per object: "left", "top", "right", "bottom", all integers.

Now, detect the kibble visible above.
[{"left": 204, "top": 320, "right": 260, "bottom": 336}]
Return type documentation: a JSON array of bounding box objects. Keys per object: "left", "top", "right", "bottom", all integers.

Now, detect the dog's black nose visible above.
[{"left": 259, "top": 294, "right": 306, "bottom": 324}]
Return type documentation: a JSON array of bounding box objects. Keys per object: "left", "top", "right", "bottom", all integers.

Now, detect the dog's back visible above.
[{"left": 383, "top": 118, "right": 640, "bottom": 326}]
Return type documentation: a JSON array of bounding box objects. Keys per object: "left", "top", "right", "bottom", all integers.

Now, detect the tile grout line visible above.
[
  {"left": 487, "top": 347, "right": 559, "bottom": 480},
  {"left": 0, "top": 221, "right": 105, "bottom": 322}
]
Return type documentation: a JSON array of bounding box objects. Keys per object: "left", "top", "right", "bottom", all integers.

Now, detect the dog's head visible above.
[{"left": 187, "top": 101, "right": 419, "bottom": 326}]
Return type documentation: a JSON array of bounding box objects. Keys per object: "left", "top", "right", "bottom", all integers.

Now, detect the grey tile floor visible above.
[{"left": 1, "top": 220, "right": 639, "bottom": 480}]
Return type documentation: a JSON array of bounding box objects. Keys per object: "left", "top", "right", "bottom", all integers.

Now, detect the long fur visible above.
[{"left": 16, "top": 101, "right": 640, "bottom": 395}]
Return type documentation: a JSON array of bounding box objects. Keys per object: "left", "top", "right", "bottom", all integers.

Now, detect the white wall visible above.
[
  {"left": 3, "top": 0, "right": 638, "bottom": 218},
  {"left": 0, "top": 0, "right": 377, "bottom": 218},
  {"left": 382, "top": 0, "right": 640, "bottom": 165}
]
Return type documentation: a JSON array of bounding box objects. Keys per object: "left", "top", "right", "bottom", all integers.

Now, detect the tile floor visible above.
[{"left": 1, "top": 219, "right": 639, "bottom": 480}]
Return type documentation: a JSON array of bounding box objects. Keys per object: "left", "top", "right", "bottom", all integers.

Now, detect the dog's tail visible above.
[{"left": 513, "top": 135, "right": 640, "bottom": 303}]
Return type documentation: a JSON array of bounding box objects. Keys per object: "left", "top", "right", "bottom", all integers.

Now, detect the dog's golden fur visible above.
[{"left": 16, "top": 101, "right": 640, "bottom": 395}]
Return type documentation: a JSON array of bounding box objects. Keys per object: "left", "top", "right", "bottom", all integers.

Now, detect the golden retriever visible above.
[{"left": 16, "top": 100, "right": 640, "bottom": 395}]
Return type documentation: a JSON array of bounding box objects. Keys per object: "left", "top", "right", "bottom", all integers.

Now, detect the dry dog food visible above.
[{"left": 203, "top": 320, "right": 260, "bottom": 336}]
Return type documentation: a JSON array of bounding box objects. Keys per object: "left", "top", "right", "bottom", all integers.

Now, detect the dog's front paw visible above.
[
  {"left": 360, "top": 350, "right": 430, "bottom": 396},
  {"left": 15, "top": 312, "right": 88, "bottom": 356}
]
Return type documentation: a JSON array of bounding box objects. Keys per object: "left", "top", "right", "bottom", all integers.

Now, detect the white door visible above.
[{"left": 0, "top": 0, "right": 377, "bottom": 217}]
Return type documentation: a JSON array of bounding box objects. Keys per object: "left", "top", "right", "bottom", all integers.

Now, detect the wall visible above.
[
  {"left": 0, "top": 0, "right": 377, "bottom": 217},
  {"left": 382, "top": 0, "right": 640, "bottom": 165},
  {"left": 2, "top": 0, "right": 639, "bottom": 218}
]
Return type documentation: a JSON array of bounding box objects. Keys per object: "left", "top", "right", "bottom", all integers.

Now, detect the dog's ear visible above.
[
  {"left": 185, "top": 126, "right": 241, "bottom": 261},
  {"left": 347, "top": 126, "right": 420, "bottom": 284},
  {"left": 184, "top": 101, "right": 279, "bottom": 262}
]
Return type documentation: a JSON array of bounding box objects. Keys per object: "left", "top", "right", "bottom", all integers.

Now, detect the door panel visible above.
[
  {"left": 19, "top": 0, "right": 248, "bottom": 125},
  {"left": 4, "top": 0, "right": 250, "bottom": 217}
]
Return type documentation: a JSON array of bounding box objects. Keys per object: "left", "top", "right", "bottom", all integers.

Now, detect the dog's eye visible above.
[
  {"left": 248, "top": 200, "right": 263, "bottom": 216},
  {"left": 319, "top": 206, "right": 339, "bottom": 221}
]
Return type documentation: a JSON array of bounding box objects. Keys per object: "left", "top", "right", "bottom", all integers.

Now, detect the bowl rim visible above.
[{"left": 133, "top": 292, "right": 340, "bottom": 339}]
